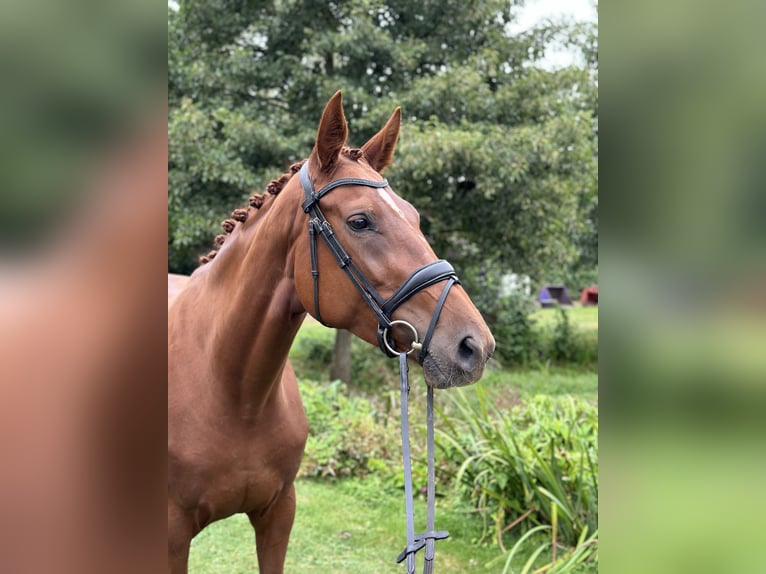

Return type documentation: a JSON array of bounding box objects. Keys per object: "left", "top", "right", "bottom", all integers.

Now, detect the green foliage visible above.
[
  {"left": 168, "top": 0, "right": 598, "bottom": 282},
  {"left": 489, "top": 294, "right": 542, "bottom": 366},
  {"left": 480, "top": 367, "right": 597, "bottom": 403},
  {"left": 435, "top": 387, "right": 598, "bottom": 554},
  {"left": 189, "top": 478, "right": 508, "bottom": 573},
  {"left": 460, "top": 263, "right": 597, "bottom": 368},
  {"left": 484, "top": 299, "right": 598, "bottom": 368},
  {"left": 498, "top": 523, "right": 598, "bottom": 574},
  {"left": 285, "top": 320, "right": 597, "bottom": 571},
  {"left": 544, "top": 307, "right": 598, "bottom": 367},
  {"left": 389, "top": 113, "right": 596, "bottom": 282},
  {"left": 290, "top": 326, "right": 400, "bottom": 388},
  {"left": 290, "top": 327, "right": 335, "bottom": 380},
  {"left": 457, "top": 263, "right": 541, "bottom": 366},
  {"left": 1, "top": 0, "right": 164, "bottom": 245},
  {"left": 551, "top": 306, "right": 577, "bottom": 363},
  {"left": 292, "top": 305, "right": 598, "bottom": 377},
  {"left": 347, "top": 339, "right": 401, "bottom": 390},
  {"left": 298, "top": 379, "right": 399, "bottom": 479}
]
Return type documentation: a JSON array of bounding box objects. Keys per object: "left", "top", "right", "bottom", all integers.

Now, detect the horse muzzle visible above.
[{"left": 422, "top": 331, "right": 495, "bottom": 389}]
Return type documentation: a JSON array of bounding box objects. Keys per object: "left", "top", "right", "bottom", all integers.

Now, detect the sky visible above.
[
  {"left": 168, "top": 0, "right": 598, "bottom": 28},
  {"left": 509, "top": 0, "right": 598, "bottom": 68},
  {"left": 512, "top": 0, "right": 597, "bottom": 29}
]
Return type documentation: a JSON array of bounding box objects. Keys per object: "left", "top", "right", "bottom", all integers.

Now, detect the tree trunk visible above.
[{"left": 330, "top": 329, "right": 352, "bottom": 384}]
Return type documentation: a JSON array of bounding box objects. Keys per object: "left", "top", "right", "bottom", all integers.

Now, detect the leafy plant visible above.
[
  {"left": 492, "top": 294, "right": 542, "bottom": 366},
  {"left": 290, "top": 329, "right": 335, "bottom": 380},
  {"left": 168, "top": 1, "right": 598, "bottom": 280},
  {"left": 551, "top": 307, "right": 575, "bottom": 363},
  {"left": 291, "top": 327, "right": 401, "bottom": 389},
  {"left": 435, "top": 387, "right": 597, "bottom": 556},
  {"left": 543, "top": 307, "right": 598, "bottom": 367},
  {"left": 298, "top": 379, "right": 399, "bottom": 480},
  {"left": 496, "top": 521, "right": 598, "bottom": 574}
]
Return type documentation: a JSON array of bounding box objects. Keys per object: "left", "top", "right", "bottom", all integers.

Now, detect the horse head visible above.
[{"left": 293, "top": 92, "right": 495, "bottom": 388}]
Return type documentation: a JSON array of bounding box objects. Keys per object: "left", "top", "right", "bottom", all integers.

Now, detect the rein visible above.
[
  {"left": 300, "top": 162, "right": 457, "bottom": 572},
  {"left": 395, "top": 353, "right": 449, "bottom": 574}
]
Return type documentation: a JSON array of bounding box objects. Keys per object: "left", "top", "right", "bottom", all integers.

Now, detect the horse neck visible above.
[{"left": 173, "top": 184, "right": 306, "bottom": 416}]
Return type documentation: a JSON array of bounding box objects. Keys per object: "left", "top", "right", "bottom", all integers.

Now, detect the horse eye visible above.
[{"left": 347, "top": 216, "right": 370, "bottom": 231}]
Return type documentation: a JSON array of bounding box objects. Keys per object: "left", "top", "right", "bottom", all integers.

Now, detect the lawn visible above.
[
  {"left": 480, "top": 365, "right": 597, "bottom": 403},
  {"left": 189, "top": 478, "right": 501, "bottom": 573},
  {"left": 531, "top": 305, "right": 598, "bottom": 332}
]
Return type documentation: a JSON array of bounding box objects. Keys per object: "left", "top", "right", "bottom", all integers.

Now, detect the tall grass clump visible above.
[{"left": 435, "top": 387, "right": 598, "bottom": 570}]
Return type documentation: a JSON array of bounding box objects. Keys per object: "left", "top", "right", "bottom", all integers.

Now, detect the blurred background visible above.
[{"left": 600, "top": 1, "right": 766, "bottom": 572}]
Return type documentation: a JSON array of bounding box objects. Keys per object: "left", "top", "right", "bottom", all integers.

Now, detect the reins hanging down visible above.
[
  {"left": 300, "top": 162, "right": 458, "bottom": 572},
  {"left": 395, "top": 351, "right": 449, "bottom": 574}
]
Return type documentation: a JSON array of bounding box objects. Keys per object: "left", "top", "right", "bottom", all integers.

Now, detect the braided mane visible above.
[{"left": 198, "top": 148, "right": 365, "bottom": 265}]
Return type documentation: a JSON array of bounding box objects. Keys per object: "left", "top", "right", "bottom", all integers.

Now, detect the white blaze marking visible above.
[
  {"left": 377, "top": 188, "right": 407, "bottom": 220},
  {"left": 377, "top": 188, "right": 429, "bottom": 247}
]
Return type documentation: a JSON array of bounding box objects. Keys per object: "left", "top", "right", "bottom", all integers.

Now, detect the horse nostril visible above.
[{"left": 458, "top": 336, "right": 478, "bottom": 367}]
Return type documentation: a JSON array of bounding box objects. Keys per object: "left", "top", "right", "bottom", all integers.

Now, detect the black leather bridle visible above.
[
  {"left": 300, "top": 162, "right": 458, "bottom": 363},
  {"left": 299, "top": 161, "right": 457, "bottom": 573}
]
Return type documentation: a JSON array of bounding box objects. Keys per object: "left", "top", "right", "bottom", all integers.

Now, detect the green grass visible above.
[
  {"left": 188, "top": 477, "right": 597, "bottom": 573},
  {"left": 189, "top": 478, "right": 500, "bottom": 573},
  {"left": 480, "top": 366, "right": 598, "bottom": 403},
  {"left": 532, "top": 305, "right": 598, "bottom": 332}
]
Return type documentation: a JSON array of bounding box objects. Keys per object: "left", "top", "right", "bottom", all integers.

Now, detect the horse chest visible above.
[{"left": 170, "top": 395, "right": 308, "bottom": 520}]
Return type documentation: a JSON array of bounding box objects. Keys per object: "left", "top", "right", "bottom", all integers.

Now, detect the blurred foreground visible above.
[{"left": 0, "top": 0, "right": 166, "bottom": 572}]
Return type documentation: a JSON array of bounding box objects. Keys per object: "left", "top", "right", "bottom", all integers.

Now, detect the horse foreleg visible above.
[
  {"left": 248, "top": 482, "right": 297, "bottom": 574},
  {"left": 168, "top": 500, "right": 193, "bottom": 574}
]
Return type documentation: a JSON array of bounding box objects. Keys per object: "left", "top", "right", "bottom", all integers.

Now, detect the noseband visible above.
[
  {"left": 300, "top": 162, "right": 458, "bottom": 573},
  {"left": 299, "top": 162, "right": 458, "bottom": 362}
]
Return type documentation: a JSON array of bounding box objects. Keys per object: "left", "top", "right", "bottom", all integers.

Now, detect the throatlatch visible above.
[{"left": 299, "top": 162, "right": 457, "bottom": 572}]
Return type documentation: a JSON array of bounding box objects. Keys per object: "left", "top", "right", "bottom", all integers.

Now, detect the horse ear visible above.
[
  {"left": 312, "top": 91, "right": 348, "bottom": 173},
  {"left": 361, "top": 107, "right": 401, "bottom": 173}
]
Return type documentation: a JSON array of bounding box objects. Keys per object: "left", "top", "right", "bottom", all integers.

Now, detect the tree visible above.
[
  {"left": 330, "top": 330, "right": 353, "bottom": 384},
  {"left": 168, "top": 0, "right": 598, "bottom": 363}
]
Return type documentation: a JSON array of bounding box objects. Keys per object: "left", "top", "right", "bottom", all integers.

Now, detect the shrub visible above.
[
  {"left": 298, "top": 379, "right": 399, "bottom": 479},
  {"left": 290, "top": 329, "right": 335, "bottom": 380},
  {"left": 291, "top": 326, "right": 402, "bottom": 389},
  {"left": 490, "top": 293, "right": 542, "bottom": 366},
  {"left": 435, "top": 387, "right": 598, "bottom": 553},
  {"left": 349, "top": 337, "right": 401, "bottom": 390},
  {"left": 462, "top": 262, "right": 596, "bottom": 368},
  {"left": 487, "top": 301, "right": 599, "bottom": 369},
  {"left": 543, "top": 308, "right": 598, "bottom": 367}
]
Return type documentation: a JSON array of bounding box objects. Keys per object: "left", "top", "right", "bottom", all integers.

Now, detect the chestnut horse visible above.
[{"left": 168, "top": 92, "right": 495, "bottom": 573}]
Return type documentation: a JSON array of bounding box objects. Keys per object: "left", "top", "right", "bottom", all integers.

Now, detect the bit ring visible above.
[{"left": 382, "top": 320, "right": 421, "bottom": 355}]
